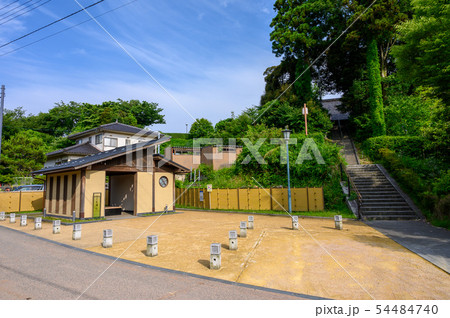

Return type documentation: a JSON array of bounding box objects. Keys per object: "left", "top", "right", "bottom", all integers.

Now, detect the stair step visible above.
[
  {"left": 362, "top": 199, "right": 406, "bottom": 203},
  {"left": 363, "top": 215, "right": 418, "bottom": 220},
  {"left": 362, "top": 201, "right": 409, "bottom": 206},
  {"left": 361, "top": 211, "right": 415, "bottom": 216}
]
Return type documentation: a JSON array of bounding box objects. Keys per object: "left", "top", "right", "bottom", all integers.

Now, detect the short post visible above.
[
  {"left": 210, "top": 243, "right": 221, "bottom": 270},
  {"left": 240, "top": 221, "right": 247, "bottom": 238},
  {"left": 229, "top": 230, "right": 238, "bottom": 250},
  {"left": 146, "top": 235, "right": 158, "bottom": 257},
  {"left": 34, "top": 217, "right": 42, "bottom": 230},
  {"left": 334, "top": 215, "right": 343, "bottom": 230},
  {"left": 20, "top": 214, "right": 27, "bottom": 227},
  {"left": 292, "top": 215, "right": 299, "bottom": 230},
  {"left": 247, "top": 215, "right": 254, "bottom": 229},
  {"left": 72, "top": 224, "right": 82, "bottom": 240},
  {"left": 43, "top": 208, "right": 46, "bottom": 217},
  {"left": 0, "top": 211, "right": 5, "bottom": 221},
  {"left": 102, "top": 229, "right": 113, "bottom": 248},
  {"left": 53, "top": 220, "right": 61, "bottom": 234},
  {"left": 72, "top": 211, "right": 76, "bottom": 223},
  {"left": 9, "top": 213, "right": 16, "bottom": 223}
]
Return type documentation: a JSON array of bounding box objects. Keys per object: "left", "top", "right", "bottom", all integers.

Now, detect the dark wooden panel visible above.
[
  {"left": 63, "top": 175, "right": 68, "bottom": 214},
  {"left": 71, "top": 174, "right": 77, "bottom": 216}
]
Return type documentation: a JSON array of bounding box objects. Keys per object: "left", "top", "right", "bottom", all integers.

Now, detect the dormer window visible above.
[{"left": 95, "top": 134, "right": 102, "bottom": 145}]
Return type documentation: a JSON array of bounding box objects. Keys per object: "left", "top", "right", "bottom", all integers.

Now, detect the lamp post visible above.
[{"left": 282, "top": 126, "right": 292, "bottom": 214}]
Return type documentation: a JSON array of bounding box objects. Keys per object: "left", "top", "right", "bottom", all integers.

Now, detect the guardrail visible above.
[{"left": 340, "top": 164, "right": 362, "bottom": 219}]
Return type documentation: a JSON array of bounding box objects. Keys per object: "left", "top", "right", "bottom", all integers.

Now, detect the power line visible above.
[
  {"left": 0, "top": 0, "right": 51, "bottom": 26},
  {"left": 0, "top": 0, "right": 20, "bottom": 12},
  {"left": 0, "top": 0, "right": 137, "bottom": 57},
  {"left": 0, "top": 0, "right": 34, "bottom": 18},
  {"left": 0, "top": 0, "right": 105, "bottom": 49}
]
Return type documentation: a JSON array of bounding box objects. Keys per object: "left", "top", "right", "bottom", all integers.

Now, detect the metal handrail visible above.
[{"left": 341, "top": 164, "right": 363, "bottom": 219}]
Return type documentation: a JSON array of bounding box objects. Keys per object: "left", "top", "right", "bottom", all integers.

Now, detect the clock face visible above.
[{"left": 159, "top": 176, "right": 169, "bottom": 188}]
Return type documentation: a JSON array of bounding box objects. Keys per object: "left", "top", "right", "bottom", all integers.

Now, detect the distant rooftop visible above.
[
  {"left": 321, "top": 98, "right": 349, "bottom": 121},
  {"left": 46, "top": 142, "right": 100, "bottom": 158},
  {"left": 67, "top": 122, "right": 162, "bottom": 140}
]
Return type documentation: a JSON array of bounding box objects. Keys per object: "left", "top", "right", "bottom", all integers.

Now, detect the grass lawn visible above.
[
  {"left": 5, "top": 210, "right": 42, "bottom": 214},
  {"left": 176, "top": 205, "right": 356, "bottom": 219},
  {"left": 42, "top": 216, "right": 107, "bottom": 223}
]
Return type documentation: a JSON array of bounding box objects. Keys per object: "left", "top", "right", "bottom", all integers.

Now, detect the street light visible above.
[{"left": 282, "top": 126, "right": 292, "bottom": 215}]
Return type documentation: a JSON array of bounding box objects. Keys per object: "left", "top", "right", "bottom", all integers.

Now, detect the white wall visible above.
[
  {"left": 77, "top": 132, "right": 157, "bottom": 152},
  {"left": 110, "top": 174, "right": 135, "bottom": 212}
]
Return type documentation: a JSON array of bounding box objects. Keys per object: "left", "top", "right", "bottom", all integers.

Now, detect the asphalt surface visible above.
[
  {"left": 0, "top": 226, "right": 318, "bottom": 300},
  {"left": 368, "top": 220, "right": 450, "bottom": 273}
]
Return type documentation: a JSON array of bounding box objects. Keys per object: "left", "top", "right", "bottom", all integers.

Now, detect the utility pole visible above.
[{"left": 0, "top": 85, "right": 5, "bottom": 160}]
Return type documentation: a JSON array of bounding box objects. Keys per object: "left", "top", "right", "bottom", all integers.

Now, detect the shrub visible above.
[{"left": 362, "top": 136, "right": 426, "bottom": 160}]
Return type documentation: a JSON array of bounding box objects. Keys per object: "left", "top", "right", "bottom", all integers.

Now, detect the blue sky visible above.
[{"left": 0, "top": 0, "right": 282, "bottom": 132}]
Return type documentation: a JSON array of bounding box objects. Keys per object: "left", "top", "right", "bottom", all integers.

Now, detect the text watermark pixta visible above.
[{"left": 192, "top": 138, "right": 325, "bottom": 165}]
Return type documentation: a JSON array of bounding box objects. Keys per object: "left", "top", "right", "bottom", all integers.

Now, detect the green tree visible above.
[
  {"left": 0, "top": 130, "right": 50, "bottom": 183},
  {"left": 189, "top": 118, "right": 214, "bottom": 139},
  {"left": 72, "top": 99, "right": 165, "bottom": 132},
  {"left": 367, "top": 38, "right": 386, "bottom": 136},
  {"left": 391, "top": 0, "right": 449, "bottom": 104}
]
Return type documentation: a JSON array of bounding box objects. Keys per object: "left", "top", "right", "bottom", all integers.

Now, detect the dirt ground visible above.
[{"left": 2, "top": 210, "right": 449, "bottom": 300}]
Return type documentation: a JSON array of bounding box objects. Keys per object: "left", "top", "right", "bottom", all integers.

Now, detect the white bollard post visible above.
[
  {"left": 210, "top": 243, "right": 221, "bottom": 270},
  {"left": 247, "top": 215, "right": 254, "bottom": 229},
  {"left": 334, "top": 215, "right": 343, "bottom": 230},
  {"left": 73, "top": 224, "right": 82, "bottom": 240},
  {"left": 0, "top": 211, "right": 5, "bottom": 221},
  {"left": 292, "top": 215, "right": 299, "bottom": 230},
  {"left": 34, "top": 217, "right": 42, "bottom": 230},
  {"left": 146, "top": 235, "right": 158, "bottom": 257},
  {"left": 102, "top": 229, "right": 113, "bottom": 248},
  {"left": 240, "top": 221, "right": 247, "bottom": 237},
  {"left": 20, "top": 214, "right": 27, "bottom": 227},
  {"left": 53, "top": 220, "right": 61, "bottom": 234},
  {"left": 9, "top": 213, "right": 16, "bottom": 223},
  {"left": 229, "top": 230, "right": 238, "bottom": 250}
]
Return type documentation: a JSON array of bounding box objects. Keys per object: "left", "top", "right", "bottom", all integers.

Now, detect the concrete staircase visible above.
[{"left": 346, "top": 164, "right": 419, "bottom": 220}]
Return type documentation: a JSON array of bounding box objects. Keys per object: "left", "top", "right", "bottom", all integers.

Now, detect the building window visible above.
[
  {"left": 104, "top": 137, "right": 118, "bottom": 147},
  {"left": 88, "top": 136, "right": 92, "bottom": 144},
  {"left": 95, "top": 134, "right": 102, "bottom": 145},
  {"left": 125, "top": 139, "right": 131, "bottom": 145}
]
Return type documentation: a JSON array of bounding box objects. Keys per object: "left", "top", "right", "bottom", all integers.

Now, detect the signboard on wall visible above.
[
  {"left": 207, "top": 184, "right": 213, "bottom": 192},
  {"left": 199, "top": 190, "right": 204, "bottom": 202},
  {"left": 93, "top": 192, "right": 102, "bottom": 218}
]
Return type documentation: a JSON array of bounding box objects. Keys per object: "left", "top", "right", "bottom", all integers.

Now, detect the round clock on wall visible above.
[{"left": 159, "top": 176, "right": 169, "bottom": 188}]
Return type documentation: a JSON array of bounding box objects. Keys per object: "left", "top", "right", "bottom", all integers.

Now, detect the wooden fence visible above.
[
  {"left": 0, "top": 192, "right": 44, "bottom": 212},
  {"left": 175, "top": 187, "right": 324, "bottom": 211}
]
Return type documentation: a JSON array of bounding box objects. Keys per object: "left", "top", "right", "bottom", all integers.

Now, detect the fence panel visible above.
[
  {"left": 228, "top": 189, "right": 239, "bottom": 210},
  {"left": 238, "top": 189, "right": 248, "bottom": 210},
  {"left": 308, "top": 188, "right": 324, "bottom": 211},
  {"left": 292, "top": 188, "right": 308, "bottom": 211},
  {"left": 270, "top": 188, "right": 286, "bottom": 211},
  {"left": 175, "top": 187, "right": 323, "bottom": 212},
  {"left": 0, "top": 192, "right": 44, "bottom": 212}
]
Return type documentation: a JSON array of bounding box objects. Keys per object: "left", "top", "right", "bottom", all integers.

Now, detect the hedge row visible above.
[{"left": 362, "top": 136, "right": 426, "bottom": 159}]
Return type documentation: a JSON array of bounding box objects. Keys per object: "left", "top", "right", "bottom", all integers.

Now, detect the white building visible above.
[{"left": 44, "top": 122, "right": 162, "bottom": 167}]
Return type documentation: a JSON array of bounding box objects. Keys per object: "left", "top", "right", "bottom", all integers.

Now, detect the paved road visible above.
[
  {"left": 0, "top": 226, "right": 319, "bottom": 300},
  {"left": 368, "top": 220, "right": 450, "bottom": 274}
]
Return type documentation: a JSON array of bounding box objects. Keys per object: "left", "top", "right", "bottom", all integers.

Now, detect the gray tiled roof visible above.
[
  {"left": 33, "top": 136, "right": 173, "bottom": 175},
  {"left": 321, "top": 98, "right": 349, "bottom": 121},
  {"left": 46, "top": 142, "right": 100, "bottom": 157},
  {"left": 67, "top": 122, "right": 161, "bottom": 140}
]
